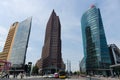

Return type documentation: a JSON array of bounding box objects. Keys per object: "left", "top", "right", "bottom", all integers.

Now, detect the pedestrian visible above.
[
  {"left": 20, "top": 72, "right": 24, "bottom": 79},
  {"left": 6, "top": 71, "right": 9, "bottom": 78}
]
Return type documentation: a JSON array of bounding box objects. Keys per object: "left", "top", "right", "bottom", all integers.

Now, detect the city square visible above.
[{"left": 0, "top": 0, "right": 120, "bottom": 80}]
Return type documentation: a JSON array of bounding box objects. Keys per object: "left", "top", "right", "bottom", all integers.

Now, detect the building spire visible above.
[
  {"left": 91, "top": 4, "right": 96, "bottom": 8},
  {"left": 51, "top": 9, "right": 56, "bottom": 15},
  {"left": 52, "top": 9, "right": 55, "bottom": 13},
  {"left": 48, "top": 9, "right": 57, "bottom": 20}
]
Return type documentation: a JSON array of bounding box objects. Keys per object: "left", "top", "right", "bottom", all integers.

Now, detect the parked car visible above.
[
  {"left": 54, "top": 73, "right": 59, "bottom": 78},
  {"left": 59, "top": 71, "right": 66, "bottom": 79},
  {"left": 43, "top": 74, "right": 49, "bottom": 78},
  {"left": 48, "top": 74, "right": 54, "bottom": 78}
]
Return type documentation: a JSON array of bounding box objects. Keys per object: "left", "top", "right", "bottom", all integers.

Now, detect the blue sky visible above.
[{"left": 0, "top": 0, "right": 120, "bottom": 71}]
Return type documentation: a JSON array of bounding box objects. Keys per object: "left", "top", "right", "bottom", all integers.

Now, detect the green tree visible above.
[
  {"left": 73, "top": 71, "right": 80, "bottom": 75},
  {"left": 32, "top": 65, "right": 38, "bottom": 75}
]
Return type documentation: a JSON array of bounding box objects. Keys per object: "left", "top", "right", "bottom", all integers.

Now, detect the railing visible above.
[{"left": 0, "top": 60, "right": 11, "bottom": 78}]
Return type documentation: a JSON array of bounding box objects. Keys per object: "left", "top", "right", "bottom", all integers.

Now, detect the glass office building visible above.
[
  {"left": 81, "top": 5, "right": 111, "bottom": 75},
  {"left": 80, "top": 57, "right": 86, "bottom": 73},
  {"left": 109, "top": 44, "right": 120, "bottom": 76},
  {"left": 9, "top": 17, "right": 32, "bottom": 68},
  {"left": 108, "top": 44, "right": 120, "bottom": 65}
]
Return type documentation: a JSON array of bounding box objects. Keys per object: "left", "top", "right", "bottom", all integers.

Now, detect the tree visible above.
[
  {"left": 32, "top": 65, "right": 38, "bottom": 75},
  {"left": 73, "top": 71, "right": 80, "bottom": 75}
]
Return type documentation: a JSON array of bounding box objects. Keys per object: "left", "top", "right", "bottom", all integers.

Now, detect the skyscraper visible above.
[
  {"left": 36, "top": 10, "right": 65, "bottom": 74},
  {"left": 3, "top": 22, "right": 18, "bottom": 54},
  {"left": 108, "top": 44, "right": 120, "bottom": 76},
  {"left": 81, "top": 5, "right": 111, "bottom": 75},
  {"left": 79, "top": 57, "right": 86, "bottom": 73},
  {"left": 108, "top": 44, "right": 120, "bottom": 65},
  {"left": 0, "top": 17, "right": 32, "bottom": 68},
  {"left": 0, "top": 22, "right": 18, "bottom": 61}
]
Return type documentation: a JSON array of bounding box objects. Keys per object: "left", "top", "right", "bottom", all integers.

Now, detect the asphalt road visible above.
[
  {"left": 0, "top": 75, "right": 118, "bottom": 80},
  {"left": 0, "top": 76, "right": 101, "bottom": 80},
  {"left": 1, "top": 78, "right": 66, "bottom": 80}
]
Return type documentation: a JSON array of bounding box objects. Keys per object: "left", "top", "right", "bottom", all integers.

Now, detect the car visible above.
[
  {"left": 59, "top": 71, "right": 66, "bottom": 79},
  {"left": 54, "top": 73, "right": 59, "bottom": 78},
  {"left": 59, "top": 75, "right": 66, "bottom": 79},
  {"left": 80, "top": 74, "right": 86, "bottom": 77},
  {"left": 48, "top": 74, "right": 54, "bottom": 78},
  {"left": 42, "top": 74, "right": 49, "bottom": 78}
]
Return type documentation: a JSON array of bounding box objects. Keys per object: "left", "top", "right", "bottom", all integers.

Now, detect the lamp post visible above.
[
  {"left": 12, "top": 64, "right": 19, "bottom": 78},
  {"left": 28, "top": 62, "right": 32, "bottom": 76}
]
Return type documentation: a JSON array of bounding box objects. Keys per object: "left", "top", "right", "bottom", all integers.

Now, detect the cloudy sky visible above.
[{"left": 0, "top": 0, "right": 120, "bottom": 71}]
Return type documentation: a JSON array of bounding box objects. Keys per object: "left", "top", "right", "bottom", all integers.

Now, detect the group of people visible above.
[
  {"left": 1, "top": 71, "right": 24, "bottom": 79},
  {"left": 1, "top": 71, "right": 9, "bottom": 79},
  {"left": 13, "top": 72, "right": 24, "bottom": 79}
]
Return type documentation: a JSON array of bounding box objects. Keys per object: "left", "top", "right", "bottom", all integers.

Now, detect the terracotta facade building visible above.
[{"left": 36, "top": 10, "right": 65, "bottom": 74}]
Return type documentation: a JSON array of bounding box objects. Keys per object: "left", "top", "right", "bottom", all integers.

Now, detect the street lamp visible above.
[{"left": 28, "top": 62, "right": 32, "bottom": 76}]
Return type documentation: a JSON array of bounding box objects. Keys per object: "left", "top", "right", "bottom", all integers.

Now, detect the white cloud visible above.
[
  {"left": 98, "top": 0, "right": 120, "bottom": 49},
  {"left": 0, "top": 26, "right": 8, "bottom": 35},
  {"left": 0, "top": 26, "right": 8, "bottom": 51}
]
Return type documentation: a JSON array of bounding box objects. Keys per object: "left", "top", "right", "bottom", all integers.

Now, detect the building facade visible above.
[
  {"left": 9, "top": 18, "right": 32, "bottom": 68},
  {"left": 0, "top": 18, "right": 32, "bottom": 69},
  {"left": 108, "top": 44, "right": 120, "bottom": 65},
  {"left": 0, "top": 52, "right": 8, "bottom": 61},
  {"left": 36, "top": 10, "right": 65, "bottom": 74},
  {"left": 108, "top": 44, "right": 120, "bottom": 76},
  {"left": 81, "top": 5, "right": 111, "bottom": 75},
  {"left": 80, "top": 57, "right": 86, "bottom": 73},
  {"left": 0, "top": 22, "right": 19, "bottom": 61}
]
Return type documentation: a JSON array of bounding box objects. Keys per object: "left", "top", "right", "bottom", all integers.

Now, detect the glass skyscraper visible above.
[
  {"left": 81, "top": 5, "right": 111, "bottom": 75},
  {"left": 9, "top": 17, "right": 32, "bottom": 68}
]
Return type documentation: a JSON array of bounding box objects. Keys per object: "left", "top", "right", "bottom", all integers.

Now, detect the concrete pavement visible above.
[
  {"left": 98, "top": 77, "right": 120, "bottom": 80},
  {"left": 1, "top": 75, "right": 120, "bottom": 80}
]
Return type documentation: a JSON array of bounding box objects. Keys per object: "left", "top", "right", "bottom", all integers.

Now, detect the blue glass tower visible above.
[
  {"left": 81, "top": 5, "right": 111, "bottom": 75},
  {"left": 9, "top": 17, "right": 32, "bottom": 68}
]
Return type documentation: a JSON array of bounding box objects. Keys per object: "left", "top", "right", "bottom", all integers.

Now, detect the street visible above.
[
  {"left": 0, "top": 78, "right": 99, "bottom": 80},
  {"left": 0, "top": 76, "right": 101, "bottom": 80},
  {"left": 1, "top": 75, "right": 119, "bottom": 80}
]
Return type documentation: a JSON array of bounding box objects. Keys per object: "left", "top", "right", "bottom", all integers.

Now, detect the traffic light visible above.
[
  {"left": 24, "top": 64, "right": 28, "bottom": 72},
  {"left": 28, "top": 62, "right": 32, "bottom": 73}
]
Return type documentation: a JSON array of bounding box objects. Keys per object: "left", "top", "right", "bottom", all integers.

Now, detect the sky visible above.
[{"left": 0, "top": 0, "right": 120, "bottom": 71}]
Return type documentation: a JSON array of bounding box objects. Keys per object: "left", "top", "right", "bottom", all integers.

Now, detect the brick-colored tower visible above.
[{"left": 36, "top": 10, "right": 65, "bottom": 74}]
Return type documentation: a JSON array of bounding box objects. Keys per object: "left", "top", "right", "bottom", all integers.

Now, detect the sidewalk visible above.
[
  {"left": 80, "top": 76, "right": 120, "bottom": 80},
  {"left": 9, "top": 75, "right": 42, "bottom": 79},
  {"left": 89, "top": 76, "right": 120, "bottom": 80},
  {"left": 99, "top": 77, "right": 120, "bottom": 80}
]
